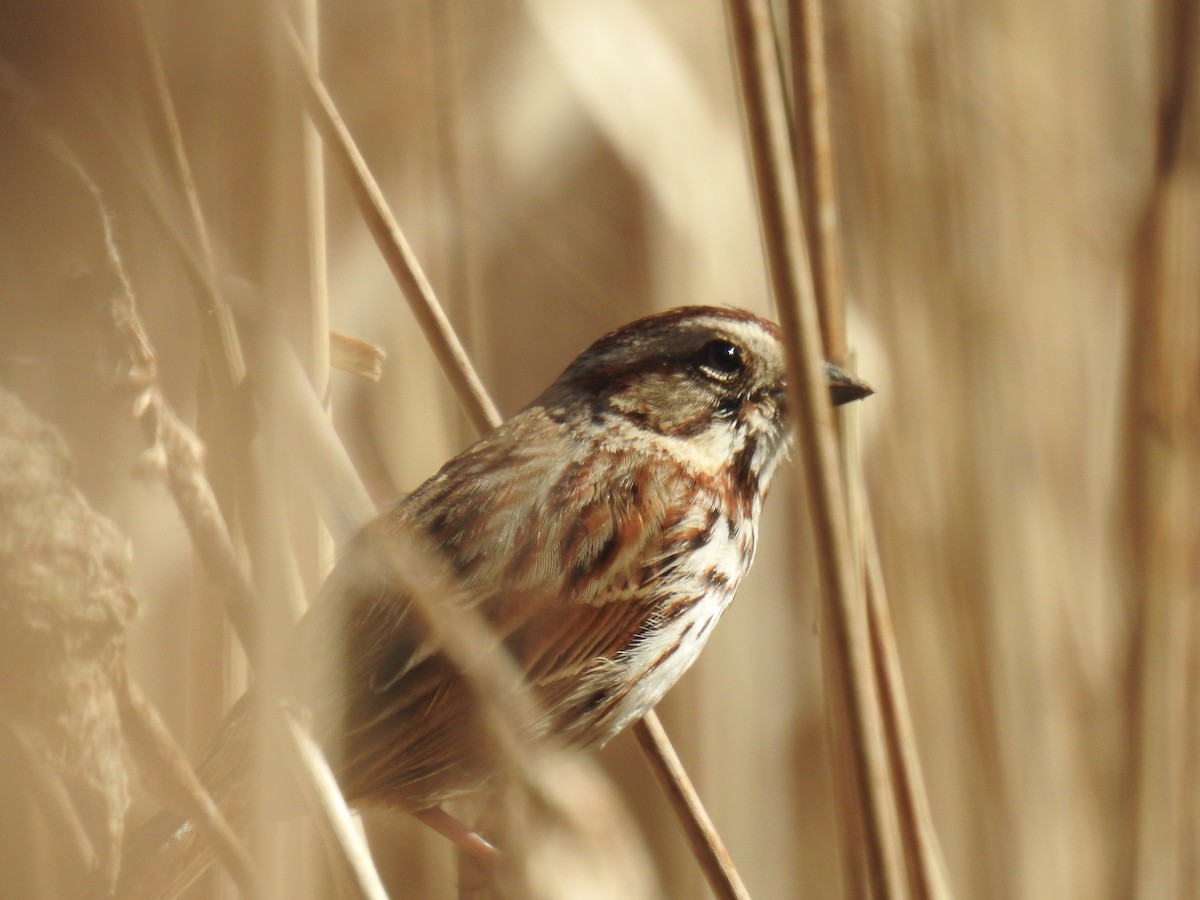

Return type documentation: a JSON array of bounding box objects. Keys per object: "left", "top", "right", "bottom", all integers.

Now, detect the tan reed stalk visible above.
[
  {"left": 55, "top": 128, "right": 261, "bottom": 662},
  {"left": 1119, "top": 1, "right": 1200, "bottom": 895},
  {"left": 633, "top": 715, "right": 750, "bottom": 900},
  {"left": 723, "top": 0, "right": 906, "bottom": 896},
  {"left": 788, "top": 0, "right": 951, "bottom": 893},
  {"left": 297, "top": 0, "right": 330, "bottom": 400},
  {"left": 275, "top": 8, "right": 751, "bottom": 897},
  {"left": 789, "top": 2, "right": 873, "bottom": 893},
  {"left": 862, "top": 516, "right": 953, "bottom": 900},
  {"left": 787, "top": 0, "right": 846, "bottom": 360}
]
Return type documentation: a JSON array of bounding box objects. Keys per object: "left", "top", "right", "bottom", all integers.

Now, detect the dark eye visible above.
[{"left": 693, "top": 339, "right": 744, "bottom": 381}]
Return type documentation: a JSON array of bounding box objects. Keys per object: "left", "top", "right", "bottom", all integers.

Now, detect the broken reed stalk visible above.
[
  {"left": 274, "top": 8, "right": 752, "bottom": 898},
  {"left": 723, "top": 0, "right": 906, "bottom": 896},
  {"left": 1120, "top": 0, "right": 1200, "bottom": 894}
]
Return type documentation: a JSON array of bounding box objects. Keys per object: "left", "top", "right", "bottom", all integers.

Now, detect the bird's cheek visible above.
[{"left": 745, "top": 396, "right": 785, "bottom": 432}]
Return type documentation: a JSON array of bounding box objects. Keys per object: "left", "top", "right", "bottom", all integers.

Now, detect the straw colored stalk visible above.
[
  {"left": 787, "top": 0, "right": 951, "bottom": 895},
  {"left": 722, "top": 0, "right": 906, "bottom": 895},
  {"left": 1120, "top": 1, "right": 1200, "bottom": 895}
]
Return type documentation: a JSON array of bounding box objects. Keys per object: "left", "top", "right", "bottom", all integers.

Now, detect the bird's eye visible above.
[{"left": 693, "top": 339, "right": 744, "bottom": 381}]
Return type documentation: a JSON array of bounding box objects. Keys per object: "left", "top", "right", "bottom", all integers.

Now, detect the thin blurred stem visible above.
[
  {"left": 789, "top": 0, "right": 884, "bottom": 892},
  {"left": 43, "top": 124, "right": 261, "bottom": 660},
  {"left": 298, "top": 0, "right": 330, "bottom": 400},
  {"left": 723, "top": 0, "right": 905, "bottom": 896},
  {"left": 133, "top": 1, "right": 247, "bottom": 390}
]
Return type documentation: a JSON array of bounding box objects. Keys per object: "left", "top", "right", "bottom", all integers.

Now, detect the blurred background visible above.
[{"left": 0, "top": 0, "right": 1196, "bottom": 897}]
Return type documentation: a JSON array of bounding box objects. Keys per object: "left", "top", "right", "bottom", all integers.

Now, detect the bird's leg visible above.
[{"left": 413, "top": 806, "right": 500, "bottom": 866}]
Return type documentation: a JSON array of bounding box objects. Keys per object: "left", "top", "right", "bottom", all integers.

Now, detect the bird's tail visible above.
[{"left": 116, "top": 700, "right": 255, "bottom": 900}]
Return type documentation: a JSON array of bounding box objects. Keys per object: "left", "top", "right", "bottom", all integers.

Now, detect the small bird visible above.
[{"left": 125, "top": 306, "right": 871, "bottom": 894}]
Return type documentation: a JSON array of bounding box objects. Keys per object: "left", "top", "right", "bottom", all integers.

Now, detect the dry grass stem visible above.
[
  {"left": 6, "top": 2, "right": 1182, "bottom": 897},
  {"left": 12, "top": 99, "right": 392, "bottom": 895},
  {"left": 630, "top": 711, "right": 749, "bottom": 895},
  {"left": 252, "top": 333, "right": 375, "bottom": 541},
  {"left": 800, "top": 0, "right": 950, "bottom": 873},
  {"left": 275, "top": 6, "right": 502, "bottom": 436},
  {"left": 787, "top": 0, "right": 846, "bottom": 358},
  {"left": 3, "top": 721, "right": 100, "bottom": 874},
  {"left": 1120, "top": 1, "right": 1200, "bottom": 894},
  {"left": 632, "top": 715, "right": 749, "bottom": 900},
  {"left": 861, "top": 517, "right": 952, "bottom": 900},
  {"left": 723, "top": 0, "right": 906, "bottom": 894},
  {"left": 28, "top": 111, "right": 262, "bottom": 659}
]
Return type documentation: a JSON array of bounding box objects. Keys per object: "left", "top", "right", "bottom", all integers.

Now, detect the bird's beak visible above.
[{"left": 823, "top": 362, "right": 874, "bottom": 407}]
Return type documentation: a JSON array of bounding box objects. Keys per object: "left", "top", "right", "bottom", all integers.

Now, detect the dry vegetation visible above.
[{"left": 0, "top": 0, "right": 1197, "bottom": 897}]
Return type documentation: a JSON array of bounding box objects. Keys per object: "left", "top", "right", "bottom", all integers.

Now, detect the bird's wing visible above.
[{"left": 287, "top": 408, "right": 716, "bottom": 805}]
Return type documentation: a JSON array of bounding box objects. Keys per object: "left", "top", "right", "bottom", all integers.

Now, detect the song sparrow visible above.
[{"left": 126, "top": 305, "right": 870, "bottom": 893}]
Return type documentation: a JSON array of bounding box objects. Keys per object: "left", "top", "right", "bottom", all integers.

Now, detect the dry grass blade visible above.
[
  {"left": 861, "top": 519, "right": 953, "bottom": 900},
  {"left": 2, "top": 83, "right": 397, "bottom": 896},
  {"left": 2, "top": 722, "right": 99, "bottom": 876},
  {"left": 723, "top": 0, "right": 905, "bottom": 895},
  {"left": 13, "top": 104, "right": 262, "bottom": 660},
  {"left": 789, "top": 0, "right": 950, "bottom": 890},
  {"left": 252, "top": 333, "right": 375, "bottom": 542},
  {"left": 631, "top": 710, "right": 749, "bottom": 897}
]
